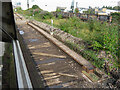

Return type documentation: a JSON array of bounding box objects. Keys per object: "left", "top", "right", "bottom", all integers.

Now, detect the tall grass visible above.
[{"left": 42, "top": 16, "right": 119, "bottom": 69}]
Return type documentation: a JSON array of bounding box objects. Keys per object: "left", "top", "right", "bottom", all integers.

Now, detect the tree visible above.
[
  {"left": 113, "top": 6, "right": 120, "bottom": 10},
  {"left": 102, "top": 6, "right": 120, "bottom": 10},
  {"left": 111, "top": 12, "right": 120, "bottom": 23},
  {"left": 56, "top": 8, "right": 61, "bottom": 12},
  {"left": 32, "top": 5, "right": 40, "bottom": 9},
  {"left": 75, "top": 8, "right": 79, "bottom": 13}
]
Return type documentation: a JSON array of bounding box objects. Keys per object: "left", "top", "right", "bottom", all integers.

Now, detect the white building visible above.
[
  {"left": 79, "top": 8, "right": 88, "bottom": 13},
  {"left": 106, "top": 9, "right": 120, "bottom": 15},
  {"left": 13, "top": 2, "right": 21, "bottom": 8},
  {"left": 95, "top": 7, "right": 120, "bottom": 15}
]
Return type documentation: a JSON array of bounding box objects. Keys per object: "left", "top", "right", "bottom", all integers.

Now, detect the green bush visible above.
[
  {"left": 32, "top": 5, "right": 40, "bottom": 9},
  {"left": 75, "top": 8, "right": 79, "bottom": 13},
  {"left": 111, "top": 12, "right": 120, "bottom": 23},
  {"left": 16, "top": 7, "right": 22, "bottom": 11},
  {"left": 33, "top": 11, "right": 53, "bottom": 20},
  {"left": 103, "top": 25, "right": 118, "bottom": 54},
  {"left": 43, "top": 12, "right": 53, "bottom": 19},
  {"left": 33, "top": 9, "right": 41, "bottom": 15},
  {"left": 56, "top": 8, "right": 61, "bottom": 12},
  {"left": 58, "top": 14, "right": 62, "bottom": 19},
  {"left": 88, "top": 20, "right": 94, "bottom": 31},
  {"left": 59, "top": 16, "right": 88, "bottom": 36},
  {"left": 59, "top": 17, "right": 118, "bottom": 58},
  {"left": 15, "top": 7, "right": 23, "bottom": 14},
  {"left": 91, "top": 22, "right": 118, "bottom": 54}
]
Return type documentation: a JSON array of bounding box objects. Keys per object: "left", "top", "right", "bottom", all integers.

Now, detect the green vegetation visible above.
[
  {"left": 64, "top": 40, "right": 105, "bottom": 69},
  {"left": 43, "top": 18, "right": 66, "bottom": 27},
  {"left": 58, "top": 14, "right": 63, "bottom": 19},
  {"left": 15, "top": 6, "right": 119, "bottom": 71},
  {"left": 75, "top": 8, "right": 79, "bottom": 13},
  {"left": 60, "top": 17, "right": 118, "bottom": 68},
  {"left": 102, "top": 6, "right": 120, "bottom": 10},
  {"left": 32, "top": 5, "right": 40, "bottom": 9},
  {"left": 56, "top": 8, "right": 61, "bottom": 12},
  {"left": 111, "top": 12, "right": 120, "bottom": 23},
  {"left": 15, "top": 5, "right": 54, "bottom": 21},
  {"left": 43, "top": 17, "right": 118, "bottom": 69}
]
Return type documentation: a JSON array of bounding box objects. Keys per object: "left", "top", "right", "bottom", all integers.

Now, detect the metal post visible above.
[{"left": 27, "top": 0, "right": 29, "bottom": 9}]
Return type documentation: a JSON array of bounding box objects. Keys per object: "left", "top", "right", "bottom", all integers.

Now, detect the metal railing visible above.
[{"left": 13, "top": 40, "right": 33, "bottom": 89}]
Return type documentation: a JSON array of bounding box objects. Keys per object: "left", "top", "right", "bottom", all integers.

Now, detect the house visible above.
[
  {"left": 78, "top": 8, "right": 88, "bottom": 13},
  {"left": 13, "top": 2, "right": 21, "bottom": 9},
  {"left": 15, "top": 2, "right": 21, "bottom": 8},
  {"left": 95, "top": 7, "right": 120, "bottom": 15},
  {"left": 106, "top": 9, "right": 120, "bottom": 15}
]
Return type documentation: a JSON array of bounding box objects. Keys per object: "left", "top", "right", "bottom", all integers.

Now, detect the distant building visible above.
[
  {"left": 78, "top": 8, "right": 88, "bottom": 13},
  {"left": 16, "top": 2, "right": 21, "bottom": 6},
  {"left": 56, "top": 7, "right": 67, "bottom": 12},
  {"left": 95, "top": 8, "right": 99, "bottom": 14},
  {"left": 98, "top": 12, "right": 108, "bottom": 16},
  {"left": 102, "top": 8, "right": 107, "bottom": 12},
  {"left": 95, "top": 7, "right": 120, "bottom": 15},
  {"left": 106, "top": 9, "right": 120, "bottom": 15},
  {"left": 13, "top": 2, "right": 21, "bottom": 9}
]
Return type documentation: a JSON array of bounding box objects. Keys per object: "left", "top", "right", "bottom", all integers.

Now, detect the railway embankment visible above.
[
  {"left": 15, "top": 13, "right": 120, "bottom": 88},
  {"left": 29, "top": 19, "right": 120, "bottom": 88}
]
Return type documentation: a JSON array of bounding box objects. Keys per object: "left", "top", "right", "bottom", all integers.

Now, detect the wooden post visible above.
[
  {"left": 50, "top": 19, "right": 53, "bottom": 35},
  {"left": 109, "top": 16, "right": 112, "bottom": 23}
]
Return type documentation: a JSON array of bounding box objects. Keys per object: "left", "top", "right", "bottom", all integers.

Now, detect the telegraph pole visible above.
[
  {"left": 71, "top": 0, "right": 74, "bottom": 13},
  {"left": 27, "top": 0, "right": 29, "bottom": 9}
]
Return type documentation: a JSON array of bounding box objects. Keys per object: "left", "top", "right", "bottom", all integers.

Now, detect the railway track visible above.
[{"left": 14, "top": 14, "right": 106, "bottom": 88}]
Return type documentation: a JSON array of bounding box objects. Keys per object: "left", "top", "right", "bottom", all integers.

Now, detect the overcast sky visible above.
[{"left": 12, "top": 0, "right": 120, "bottom": 12}]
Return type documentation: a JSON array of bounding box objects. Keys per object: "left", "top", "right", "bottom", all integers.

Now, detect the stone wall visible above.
[{"left": 30, "top": 20, "right": 87, "bottom": 51}]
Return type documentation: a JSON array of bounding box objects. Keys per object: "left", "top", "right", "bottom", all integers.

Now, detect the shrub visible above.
[
  {"left": 32, "top": 5, "right": 40, "bottom": 9},
  {"left": 56, "top": 8, "right": 61, "bottom": 12},
  {"left": 41, "top": 12, "right": 53, "bottom": 19},
  {"left": 34, "top": 11, "right": 53, "bottom": 19},
  {"left": 15, "top": 7, "right": 23, "bottom": 14},
  {"left": 111, "top": 12, "right": 120, "bottom": 23},
  {"left": 75, "top": 8, "right": 79, "bottom": 13},
  {"left": 33, "top": 9, "right": 41, "bottom": 15},
  {"left": 16, "top": 7, "right": 22, "bottom": 10},
  {"left": 88, "top": 20, "right": 94, "bottom": 31},
  {"left": 58, "top": 14, "right": 62, "bottom": 19},
  {"left": 103, "top": 25, "right": 118, "bottom": 54}
]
